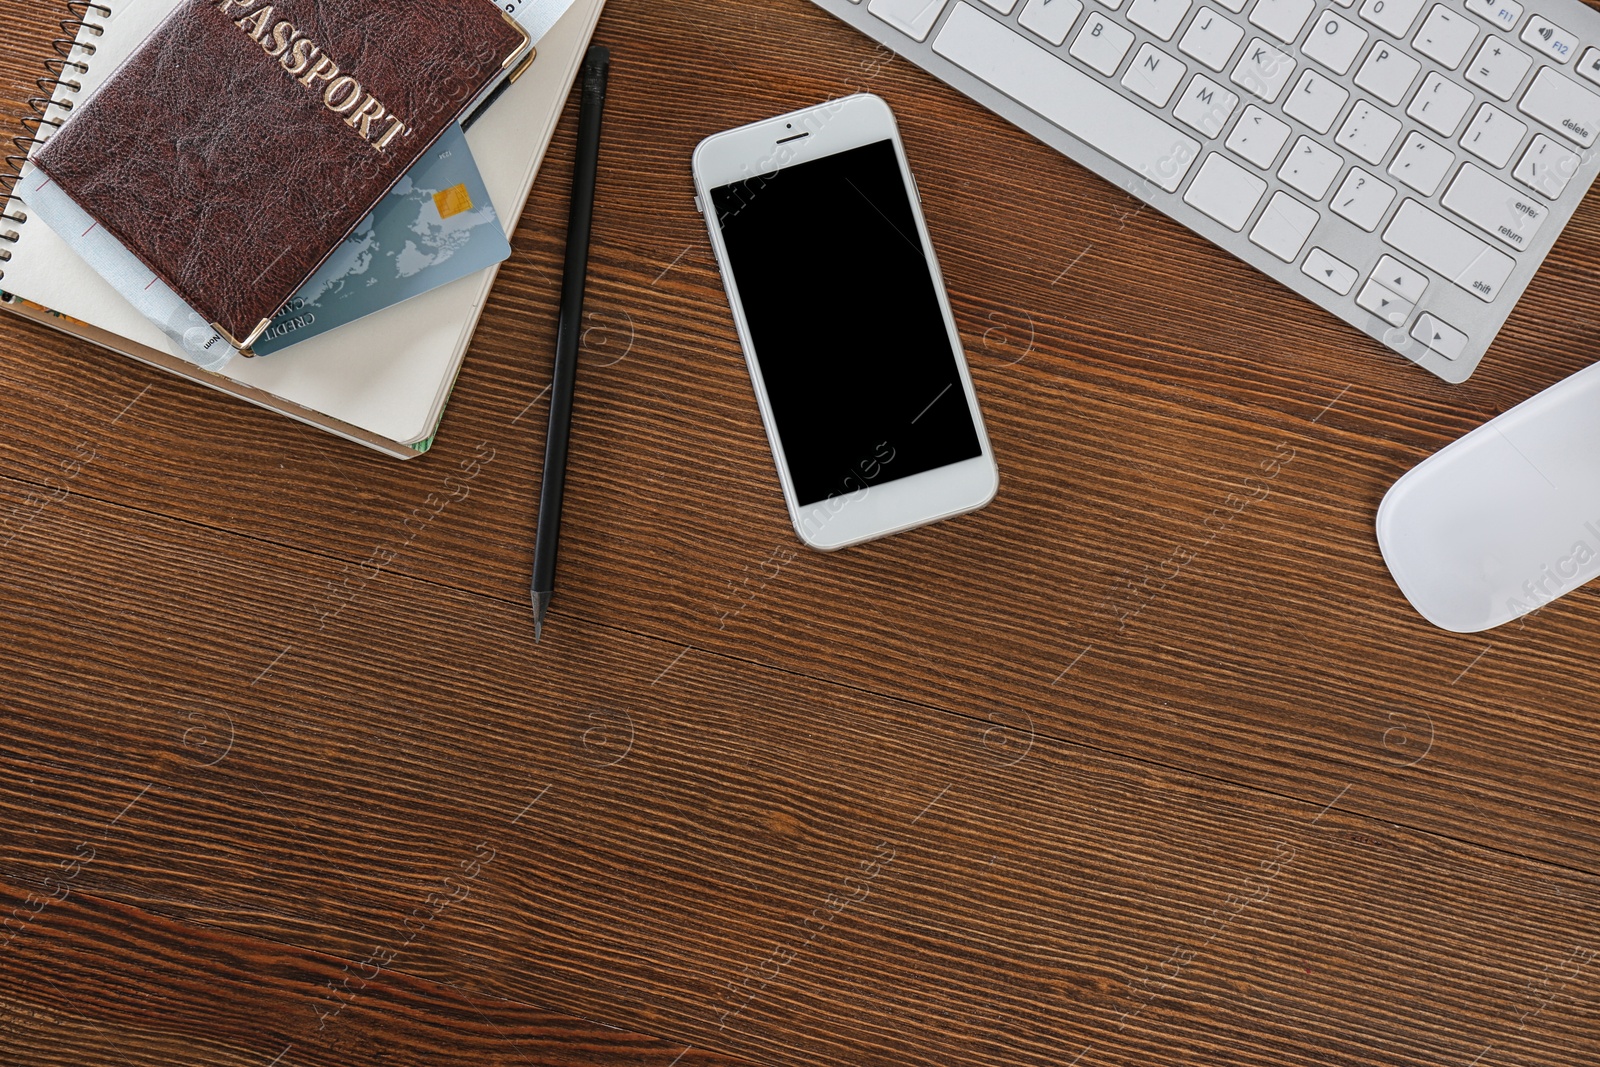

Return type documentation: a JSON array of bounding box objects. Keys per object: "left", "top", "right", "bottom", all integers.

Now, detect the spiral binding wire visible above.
[{"left": 2, "top": 1, "right": 109, "bottom": 280}]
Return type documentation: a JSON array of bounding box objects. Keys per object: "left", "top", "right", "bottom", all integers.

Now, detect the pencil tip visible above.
[{"left": 531, "top": 590, "right": 552, "bottom": 643}]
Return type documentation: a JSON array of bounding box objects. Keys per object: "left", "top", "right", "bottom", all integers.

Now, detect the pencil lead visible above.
[{"left": 532, "top": 590, "right": 552, "bottom": 644}]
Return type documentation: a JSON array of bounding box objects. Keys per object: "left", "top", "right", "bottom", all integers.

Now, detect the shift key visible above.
[{"left": 1383, "top": 199, "right": 1516, "bottom": 301}]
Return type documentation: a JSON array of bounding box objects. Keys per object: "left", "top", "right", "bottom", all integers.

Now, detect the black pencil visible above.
[{"left": 532, "top": 43, "right": 610, "bottom": 642}]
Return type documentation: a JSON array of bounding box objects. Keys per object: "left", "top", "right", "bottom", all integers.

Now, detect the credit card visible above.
[{"left": 251, "top": 124, "right": 511, "bottom": 356}]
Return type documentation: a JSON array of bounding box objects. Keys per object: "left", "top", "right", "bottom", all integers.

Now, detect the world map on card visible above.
[{"left": 252, "top": 123, "right": 511, "bottom": 356}]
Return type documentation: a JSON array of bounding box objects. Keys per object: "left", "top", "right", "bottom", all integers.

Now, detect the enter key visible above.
[{"left": 1442, "top": 162, "right": 1549, "bottom": 251}]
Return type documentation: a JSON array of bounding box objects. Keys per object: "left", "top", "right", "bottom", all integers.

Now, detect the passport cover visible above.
[{"left": 34, "top": 0, "right": 528, "bottom": 351}]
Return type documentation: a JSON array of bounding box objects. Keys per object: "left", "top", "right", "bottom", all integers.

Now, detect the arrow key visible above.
[
  {"left": 1302, "top": 247, "right": 1358, "bottom": 294},
  {"left": 1357, "top": 278, "right": 1414, "bottom": 326},
  {"left": 1372, "top": 255, "right": 1428, "bottom": 302},
  {"left": 1410, "top": 312, "right": 1470, "bottom": 359}
]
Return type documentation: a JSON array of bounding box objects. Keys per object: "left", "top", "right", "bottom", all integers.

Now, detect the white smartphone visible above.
[{"left": 692, "top": 94, "right": 999, "bottom": 551}]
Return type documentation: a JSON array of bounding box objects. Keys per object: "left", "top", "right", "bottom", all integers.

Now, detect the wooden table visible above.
[{"left": 3, "top": 1, "right": 1598, "bottom": 1064}]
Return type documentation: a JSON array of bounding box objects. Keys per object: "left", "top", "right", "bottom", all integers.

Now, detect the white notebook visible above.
[{"left": 1, "top": 0, "right": 606, "bottom": 458}]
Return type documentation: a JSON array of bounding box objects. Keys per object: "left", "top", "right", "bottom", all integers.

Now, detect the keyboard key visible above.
[
  {"left": 1358, "top": 0, "right": 1427, "bottom": 39},
  {"left": 1465, "top": 37, "right": 1532, "bottom": 99},
  {"left": 1095, "top": 0, "right": 1127, "bottom": 10},
  {"left": 1250, "top": 191, "right": 1319, "bottom": 259},
  {"left": 978, "top": 0, "right": 1021, "bottom": 10},
  {"left": 1387, "top": 130, "right": 1455, "bottom": 195},
  {"left": 1520, "top": 16, "right": 1578, "bottom": 65},
  {"left": 934, "top": 4, "right": 1203, "bottom": 190},
  {"left": 868, "top": 0, "right": 955, "bottom": 41},
  {"left": 1283, "top": 70, "right": 1350, "bottom": 132},
  {"left": 1354, "top": 44, "right": 1421, "bottom": 105},
  {"left": 1357, "top": 278, "right": 1413, "bottom": 324},
  {"left": 1336, "top": 99, "right": 1403, "bottom": 163},
  {"left": 1460, "top": 101, "right": 1527, "bottom": 165},
  {"left": 1518, "top": 66, "right": 1600, "bottom": 146},
  {"left": 1179, "top": 7, "right": 1246, "bottom": 71},
  {"left": 1231, "top": 37, "right": 1296, "bottom": 102},
  {"left": 1302, "top": 11, "right": 1368, "bottom": 75},
  {"left": 1128, "top": 0, "right": 1192, "bottom": 40},
  {"left": 1463, "top": 0, "right": 1521, "bottom": 33},
  {"left": 1407, "top": 72, "right": 1474, "bottom": 136},
  {"left": 1331, "top": 167, "right": 1397, "bottom": 229},
  {"left": 1249, "top": 0, "right": 1315, "bottom": 44},
  {"left": 1225, "top": 104, "right": 1292, "bottom": 165},
  {"left": 1383, "top": 198, "right": 1515, "bottom": 300},
  {"left": 1286, "top": 68, "right": 1350, "bottom": 132},
  {"left": 1303, "top": 246, "right": 1359, "bottom": 292},
  {"left": 1412, "top": 5, "right": 1478, "bottom": 69},
  {"left": 1278, "top": 137, "right": 1343, "bottom": 198},
  {"left": 1514, "top": 133, "right": 1580, "bottom": 198},
  {"left": 1580, "top": 48, "right": 1600, "bottom": 86},
  {"left": 1183, "top": 152, "right": 1267, "bottom": 229},
  {"left": 1373, "top": 255, "right": 1429, "bottom": 300},
  {"left": 1123, "top": 44, "right": 1188, "bottom": 105},
  {"left": 1174, "top": 74, "right": 1241, "bottom": 136},
  {"left": 1070, "top": 11, "right": 1137, "bottom": 74},
  {"left": 1019, "top": 0, "right": 1085, "bottom": 44},
  {"left": 1212, "top": 0, "right": 1246, "bottom": 13},
  {"left": 1442, "top": 161, "right": 1548, "bottom": 249},
  {"left": 1411, "top": 312, "right": 1469, "bottom": 358}
]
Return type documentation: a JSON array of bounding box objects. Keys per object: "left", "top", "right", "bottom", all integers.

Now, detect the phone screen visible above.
[{"left": 711, "top": 139, "right": 982, "bottom": 508}]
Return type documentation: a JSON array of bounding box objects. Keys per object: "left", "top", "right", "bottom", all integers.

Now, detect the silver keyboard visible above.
[{"left": 812, "top": 0, "right": 1600, "bottom": 382}]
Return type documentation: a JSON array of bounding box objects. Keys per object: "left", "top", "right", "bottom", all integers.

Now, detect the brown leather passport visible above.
[{"left": 35, "top": 0, "right": 529, "bottom": 352}]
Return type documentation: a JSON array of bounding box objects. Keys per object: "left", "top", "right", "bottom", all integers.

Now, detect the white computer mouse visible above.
[{"left": 1377, "top": 360, "right": 1600, "bottom": 633}]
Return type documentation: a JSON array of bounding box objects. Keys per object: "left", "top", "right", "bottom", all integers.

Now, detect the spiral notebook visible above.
[{"left": 0, "top": 0, "right": 606, "bottom": 459}]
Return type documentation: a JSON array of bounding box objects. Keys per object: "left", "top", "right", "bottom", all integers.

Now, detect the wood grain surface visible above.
[{"left": 3, "top": 0, "right": 1599, "bottom": 1065}]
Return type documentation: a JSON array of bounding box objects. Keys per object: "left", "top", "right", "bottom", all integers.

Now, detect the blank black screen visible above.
[{"left": 712, "top": 139, "right": 982, "bottom": 507}]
